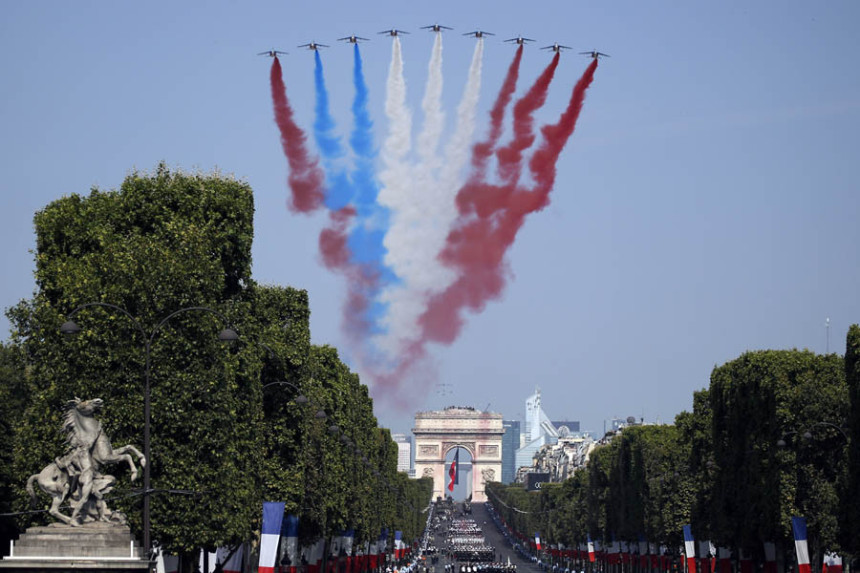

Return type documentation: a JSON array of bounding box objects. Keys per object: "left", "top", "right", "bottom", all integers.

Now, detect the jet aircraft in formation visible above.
[
  {"left": 421, "top": 24, "right": 453, "bottom": 32},
  {"left": 580, "top": 50, "right": 610, "bottom": 59},
  {"left": 298, "top": 41, "right": 329, "bottom": 51},
  {"left": 505, "top": 36, "right": 535, "bottom": 45},
  {"left": 257, "top": 49, "right": 288, "bottom": 57},
  {"left": 542, "top": 43, "right": 572, "bottom": 52},
  {"left": 262, "top": 31, "right": 608, "bottom": 60},
  {"left": 338, "top": 35, "right": 369, "bottom": 43}
]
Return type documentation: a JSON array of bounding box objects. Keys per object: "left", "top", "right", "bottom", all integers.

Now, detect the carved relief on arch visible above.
[
  {"left": 418, "top": 444, "right": 440, "bottom": 457},
  {"left": 442, "top": 442, "right": 475, "bottom": 457},
  {"left": 478, "top": 445, "right": 499, "bottom": 457},
  {"left": 422, "top": 467, "right": 434, "bottom": 478}
]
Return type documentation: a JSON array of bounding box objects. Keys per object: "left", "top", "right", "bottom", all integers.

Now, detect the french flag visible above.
[
  {"left": 792, "top": 517, "right": 811, "bottom": 573},
  {"left": 764, "top": 542, "right": 777, "bottom": 573},
  {"left": 217, "top": 545, "right": 244, "bottom": 573},
  {"left": 379, "top": 529, "right": 388, "bottom": 564},
  {"left": 639, "top": 540, "right": 649, "bottom": 568},
  {"left": 718, "top": 547, "right": 732, "bottom": 573},
  {"left": 343, "top": 529, "right": 355, "bottom": 573},
  {"left": 822, "top": 553, "right": 843, "bottom": 573},
  {"left": 394, "top": 531, "right": 403, "bottom": 559},
  {"left": 259, "top": 502, "right": 285, "bottom": 573},
  {"left": 682, "top": 525, "right": 697, "bottom": 573},
  {"left": 587, "top": 535, "right": 595, "bottom": 563},
  {"left": 535, "top": 532, "right": 542, "bottom": 551},
  {"left": 448, "top": 448, "right": 459, "bottom": 492},
  {"left": 739, "top": 548, "right": 753, "bottom": 573},
  {"left": 280, "top": 515, "right": 299, "bottom": 573}
]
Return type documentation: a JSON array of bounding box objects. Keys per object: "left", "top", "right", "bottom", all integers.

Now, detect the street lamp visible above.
[
  {"left": 262, "top": 380, "right": 309, "bottom": 405},
  {"left": 61, "top": 302, "right": 237, "bottom": 559},
  {"left": 778, "top": 422, "right": 849, "bottom": 448}
]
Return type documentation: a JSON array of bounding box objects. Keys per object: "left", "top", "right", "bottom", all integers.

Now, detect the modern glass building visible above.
[{"left": 501, "top": 420, "right": 521, "bottom": 484}]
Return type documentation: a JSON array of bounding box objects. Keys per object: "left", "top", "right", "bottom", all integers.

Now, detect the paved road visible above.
[{"left": 428, "top": 503, "right": 541, "bottom": 573}]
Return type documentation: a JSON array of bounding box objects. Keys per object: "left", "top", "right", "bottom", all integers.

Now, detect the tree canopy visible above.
[{"left": 2, "top": 164, "right": 429, "bottom": 564}]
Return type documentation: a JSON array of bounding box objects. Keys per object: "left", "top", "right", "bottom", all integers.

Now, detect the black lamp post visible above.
[
  {"left": 262, "top": 380, "right": 309, "bottom": 404},
  {"left": 777, "top": 421, "right": 849, "bottom": 448},
  {"left": 61, "top": 302, "right": 238, "bottom": 559}
]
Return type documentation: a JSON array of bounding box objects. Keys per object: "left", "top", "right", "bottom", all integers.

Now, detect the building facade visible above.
[
  {"left": 501, "top": 420, "right": 520, "bottom": 484},
  {"left": 413, "top": 406, "right": 504, "bottom": 502},
  {"left": 392, "top": 433, "right": 412, "bottom": 474}
]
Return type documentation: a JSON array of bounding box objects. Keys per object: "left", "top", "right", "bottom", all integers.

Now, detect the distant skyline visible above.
[{"left": 2, "top": 1, "right": 859, "bottom": 437}]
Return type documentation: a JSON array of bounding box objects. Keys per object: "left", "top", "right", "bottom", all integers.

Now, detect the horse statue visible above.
[{"left": 26, "top": 397, "right": 146, "bottom": 526}]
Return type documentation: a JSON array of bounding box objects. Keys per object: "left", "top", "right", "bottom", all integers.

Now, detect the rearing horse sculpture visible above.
[{"left": 27, "top": 397, "right": 146, "bottom": 526}]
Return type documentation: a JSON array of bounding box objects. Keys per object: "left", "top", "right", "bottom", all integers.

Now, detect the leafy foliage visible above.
[
  {"left": 2, "top": 164, "right": 427, "bottom": 566},
  {"left": 842, "top": 325, "right": 860, "bottom": 551},
  {"left": 710, "top": 350, "right": 847, "bottom": 553},
  {"left": 0, "top": 343, "right": 27, "bottom": 555}
]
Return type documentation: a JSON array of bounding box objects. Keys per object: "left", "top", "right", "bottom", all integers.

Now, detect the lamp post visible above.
[
  {"left": 777, "top": 422, "right": 849, "bottom": 448},
  {"left": 61, "top": 302, "right": 238, "bottom": 559}
]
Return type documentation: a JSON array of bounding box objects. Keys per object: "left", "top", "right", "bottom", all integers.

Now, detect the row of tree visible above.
[
  {"left": 489, "top": 329, "right": 860, "bottom": 566},
  {"left": 0, "top": 165, "right": 432, "bottom": 570}
]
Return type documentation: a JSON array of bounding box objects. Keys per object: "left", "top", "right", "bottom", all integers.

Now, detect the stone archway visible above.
[{"left": 413, "top": 407, "right": 503, "bottom": 502}]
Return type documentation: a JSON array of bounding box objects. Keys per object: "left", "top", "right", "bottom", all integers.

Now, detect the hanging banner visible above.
[
  {"left": 682, "top": 526, "right": 696, "bottom": 573},
  {"left": 260, "top": 502, "right": 286, "bottom": 573}
]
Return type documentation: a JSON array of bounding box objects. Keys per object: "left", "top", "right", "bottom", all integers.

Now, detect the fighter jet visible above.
[
  {"left": 338, "top": 35, "right": 369, "bottom": 44},
  {"left": 541, "top": 43, "right": 572, "bottom": 52},
  {"left": 579, "top": 50, "right": 610, "bottom": 59},
  {"left": 298, "top": 41, "right": 329, "bottom": 51},
  {"left": 378, "top": 29, "right": 409, "bottom": 37},
  {"left": 257, "top": 49, "right": 288, "bottom": 57},
  {"left": 463, "top": 30, "right": 494, "bottom": 38},
  {"left": 421, "top": 24, "right": 453, "bottom": 32},
  {"left": 504, "top": 36, "right": 535, "bottom": 45}
]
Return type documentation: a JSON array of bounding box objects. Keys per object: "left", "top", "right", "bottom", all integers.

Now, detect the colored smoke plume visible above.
[
  {"left": 318, "top": 207, "right": 381, "bottom": 344},
  {"left": 269, "top": 57, "right": 325, "bottom": 213},
  {"left": 471, "top": 45, "right": 524, "bottom": 177},
  {"left": 419, "top": 58, "right": 599, "bottom": 345},
  {"left": 495, "top": 51, "right": 561, "bottom": 184}
]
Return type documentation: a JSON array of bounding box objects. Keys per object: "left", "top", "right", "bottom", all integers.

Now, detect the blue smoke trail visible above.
[
  {"left": 346, "top": 43, "right": 398, "bottom": 334},
  {"left": 312, "top": 50, "right": 351, "bottom": 210}
]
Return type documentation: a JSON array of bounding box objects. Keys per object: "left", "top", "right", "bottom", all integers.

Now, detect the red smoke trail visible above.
[
  {"left": 471, "top": 45, "right": 524, "bottom": 177},
  {"left": 317, "top": 207, "right": 381, "bottom": 345},
  {"left": 367, "top": 48, "right": 526, "bottom": 404},
  {"left": 495, "top": 51, "right": 561, "bottom": 184},
  {"left": 419, "top": 58, "right": 598, "bottom": 344},
  {"left": 270, "top": 57, "right": 325, "bottom": 213}
]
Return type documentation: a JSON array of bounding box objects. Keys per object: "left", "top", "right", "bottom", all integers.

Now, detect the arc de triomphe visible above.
[{"left": 413, "top": 407, "right": 503, "bottom": 502}]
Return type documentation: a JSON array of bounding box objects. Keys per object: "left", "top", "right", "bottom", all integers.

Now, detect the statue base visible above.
[{"left": 0, "top": 523, "right": 152, "bottom": 573}]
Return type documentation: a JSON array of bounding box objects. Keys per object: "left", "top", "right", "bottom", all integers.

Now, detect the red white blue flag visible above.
[
  {"left": 587, "top": 535, "right": 595, "bottom": 563},
  {"left": 278, "top": 515, "right": 299, "bottom": 573},
  {"left": 217, "top": 545, "right": 244, "bottom": 573},
  {"left": 535, "top": 532, "right": 542, "bottom": 551},
  {"left": 792, "top": 517, "right": 811, "bottom": 573},
  {"left": 394, "top": 530, "right": 403, "bottom": 559},
  {"left": 448, "top": 448, "right": 459, "bottom": 492},
  {"left": 823, "top": 553, "right": 843, "bottom": 573},
  {"left": 764, "top": 542, "right": 777, "bottom": 573},
  {"left": 259, "top": 502, "right": 285, "bottom": 573},
  {"left": 682, "top": 525, "right": 697, "bottom": 573}
]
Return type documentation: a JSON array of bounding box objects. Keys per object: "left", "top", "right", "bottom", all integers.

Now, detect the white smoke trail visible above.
[
  {"left": 417, "top": 32, "right": 445, "bottom": 165},
  {"left": 377, "top": 37, "right": 412, "bottom": 216},
  {"left": 376, "top": 38, "right": 485, "bottom": 358}
]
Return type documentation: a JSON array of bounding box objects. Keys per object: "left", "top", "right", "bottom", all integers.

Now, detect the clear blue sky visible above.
[{"left": 2, "top": 1, "right": 859, "bottom": 436}]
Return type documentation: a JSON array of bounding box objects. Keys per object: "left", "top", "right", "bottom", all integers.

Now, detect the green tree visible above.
[
  {"left": 0, "top": 342, "right": 27, "bottom": 556},
  {"left": 8, "top": 165, "right": 262, "bottom": 567},
  {"left": 842, "top": 324, "right": 860, "bottom": 553},
  {"left": 709, "top": 350, "right": 848, "bottom": 558}
]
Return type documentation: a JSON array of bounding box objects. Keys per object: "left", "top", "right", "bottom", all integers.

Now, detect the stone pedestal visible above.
[{"left": 0, "top": 523, "right": 152, "bottom": 573}]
